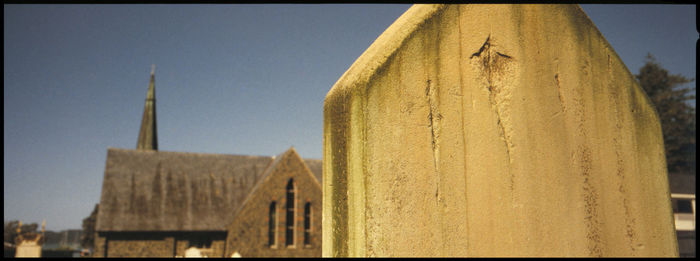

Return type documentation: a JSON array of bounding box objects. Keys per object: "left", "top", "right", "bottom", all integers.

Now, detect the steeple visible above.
[{"left": 137, "top": 65, "right": 158, "bottom": 150}]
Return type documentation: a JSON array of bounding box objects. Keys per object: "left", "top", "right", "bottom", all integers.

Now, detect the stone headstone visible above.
[{"left": 323, "top": 4, "right": 677, "bottom": 257}]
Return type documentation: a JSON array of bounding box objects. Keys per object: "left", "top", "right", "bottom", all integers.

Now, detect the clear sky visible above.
[{"left": 4, "top": 4, "right": 696, "bottom": 231}]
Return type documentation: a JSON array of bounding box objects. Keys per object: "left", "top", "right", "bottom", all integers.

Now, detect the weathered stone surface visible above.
[
  {"left": 15, "top": 240, "right": 42, "bottom": 257},
  {"left": 323, "top": 4, "right": 677, "bottom": 257}
]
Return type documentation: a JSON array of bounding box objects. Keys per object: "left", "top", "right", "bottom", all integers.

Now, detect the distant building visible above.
[
  {"left": 93, "top": 69, "right": 321, "bottom": 257},
  {"left": 668, "top": 172, "right": 695, "bottom": 257},
  {"left": 43, "top": 229, "right": 82, "bottom": 250}
]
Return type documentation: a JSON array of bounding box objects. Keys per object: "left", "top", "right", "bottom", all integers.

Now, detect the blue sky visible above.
[{"left": 4, "top": 4, "right": 696, "bottom": 231}]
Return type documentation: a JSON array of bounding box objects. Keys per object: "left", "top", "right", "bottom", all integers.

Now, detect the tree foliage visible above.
[
  {"left": 80, "top": 204, "right": 99, "bottom": 249},
  {"left": 4, "top": 220, "right": 39, "bottom": 245},
  {"left": 635, "top": 54, "right": 696, "bottom": 175}
]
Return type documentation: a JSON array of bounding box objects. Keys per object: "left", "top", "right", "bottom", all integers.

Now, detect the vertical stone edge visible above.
[
  {"left": 322, "top": 87, "right": 350, "bottom": 257},
  {"left": 348, "top": 87, "right": 367, "bottom": 257}
]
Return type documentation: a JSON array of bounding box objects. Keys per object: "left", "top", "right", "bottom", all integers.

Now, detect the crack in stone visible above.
[
  {"left": 555, "top": 73, "right": 566, "bottom": 112},
  {"left": 470, "top": 35, "right": 514, "bottom": 166},
  {"left": 426, "top": 79, "right": 440, "bottom": 177}
]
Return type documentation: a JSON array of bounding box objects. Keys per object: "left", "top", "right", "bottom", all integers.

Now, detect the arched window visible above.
[
  {"left": 304, "top": 202, "right": 311, "bottom": 246},
  {"left": 268, "top": 201, "right": 277, "bottom": 247},
  {"left": 285, "top": 179, "right": 296, "bottom": 247}
]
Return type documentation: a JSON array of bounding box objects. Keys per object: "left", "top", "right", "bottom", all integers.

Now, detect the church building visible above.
[{"left": 94, "top": 68, "right": 322, "bottom": 257}]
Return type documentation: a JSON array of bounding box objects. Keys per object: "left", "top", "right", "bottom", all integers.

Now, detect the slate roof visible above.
[
  {"left": 96, "top": 147, "right": 321, "bottom": 232},
  {"left": 303, "top": 159, "right": 322, "bottom": 183}
]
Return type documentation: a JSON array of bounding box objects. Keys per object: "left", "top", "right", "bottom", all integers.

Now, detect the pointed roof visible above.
[
  {"left": 226, "top": 147, "right": 322, "bottom": 229},
  {"left": 248, "top": 147, "right": 322, "bottom": 197},
  {"left": 137, "top": 65, "right": 158, "bottom": 150}
]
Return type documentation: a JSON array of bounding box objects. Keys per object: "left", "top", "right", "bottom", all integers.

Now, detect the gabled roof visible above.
[
  {"left": 96, "top": 147, "right": 322, "bottom": 232},
  {"left": 225, "top": 147, "right": 322, "bottom": 231},
  {"left": 303, "top": 158, "right": 322, "bottom": 183}
]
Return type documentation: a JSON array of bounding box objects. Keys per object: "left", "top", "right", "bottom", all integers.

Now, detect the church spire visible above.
[{"left": 137, "top": 65, "right": 158, "bottom": 150}]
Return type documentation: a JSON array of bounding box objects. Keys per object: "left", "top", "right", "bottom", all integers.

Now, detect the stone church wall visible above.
[
  {"left": 93, "top": 233, "right": 173, "bottom": 257},
  {"left": 225, "top": 150, "right": 322, "bottom": 257},
  {"left": 94, "top": 232, "right": 226, "bottom": 257}
]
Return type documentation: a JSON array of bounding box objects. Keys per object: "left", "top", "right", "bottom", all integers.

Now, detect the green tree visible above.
[
  {"left": 635, "top": 54, "right": 696, "bottom": 175},
  {"left": 80, "top": 204, "right": 99, "bottom": 250}
]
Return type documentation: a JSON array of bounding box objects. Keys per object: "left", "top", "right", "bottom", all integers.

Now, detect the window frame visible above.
[
  {"left": 671, "top": 193, "right": 696, "bottom": 231},
  {"left": 285, "top": 179, "right": 296, "bottom": 248},
  {"left": 303, "top": 202, "right": 312, "bottom": 247},
  {"left": 269, "top": 201, "right": 278, "bottom": 248}
]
